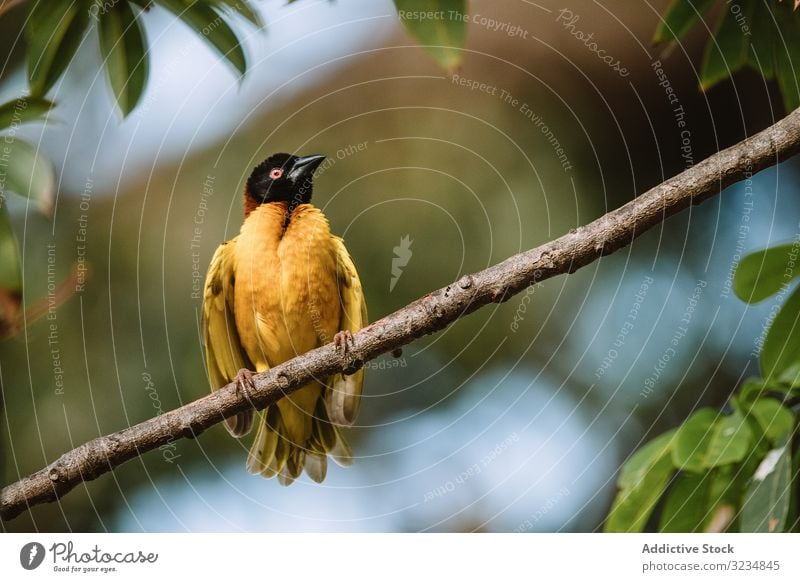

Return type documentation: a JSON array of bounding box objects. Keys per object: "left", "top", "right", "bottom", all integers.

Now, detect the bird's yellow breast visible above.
[{"left": 234, "top": 202, "right": 342, "bottom": 369}]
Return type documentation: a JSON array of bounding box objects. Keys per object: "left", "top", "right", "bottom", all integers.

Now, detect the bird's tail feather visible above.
[
  {"left": 246, "top": 394, "right": 353, "bottom": 484},
  {"left": 225, "top": 411, "right": 254, "bottom": 437}
]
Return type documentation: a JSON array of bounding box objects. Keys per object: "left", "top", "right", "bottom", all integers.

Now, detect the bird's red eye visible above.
[{"left": 269, "top": 168, "right": 283, "bottom": 179}]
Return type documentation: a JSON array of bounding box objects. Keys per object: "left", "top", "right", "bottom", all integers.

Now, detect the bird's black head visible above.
[{"left": 246, "top": 152, "right": 326, "bottom": 207}]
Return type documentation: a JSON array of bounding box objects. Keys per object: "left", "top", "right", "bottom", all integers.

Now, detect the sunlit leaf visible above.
[
  {"left": 734, "top": 243, "right": 800, "bottom": 304},
  {"left": 700, "top": 1, "right": 756, "bottom": 89},
  {"left": 673, "top": 409, "right": 752, "bottom": 472},
  {"left": 393, "top": 0, "right": 466, "bottom": 71},
  {"left": 761, "top": 285, "right": 800, "bottom": 384},
  {"left": 0, "top": 97, "right": 54, "bottom": 130},
  {"left": 737, "top": 377, "right": 772, "bottom": 407},
  {"left": 98, "top": 1, "right": 150, "bottom": 116},
  {"left": 26, "top": 0, "right": 90, "bottom": 97},
  {"left": 653, "top": 0, "right": 716, "bottom": 43},
  {"left": 605, "top": 430, "right": 676, "bottom": 532},
  {"left": 0, "top": 206, "right": 21, "bottom": 292},
  {"left": 3, "top": 138, "right": 56, "bottom": 216},
  {"left": 618, "top": 429, "right": 677, "bottom": 489},
  {"left": 741, "top": 441, "right": 792, "bottom": 532},
  {"left": 747, "top": 398, "right": 795, "bottom": 443},
  {"left": 157, "top": 0, "right": 247, "bottom": 75}
]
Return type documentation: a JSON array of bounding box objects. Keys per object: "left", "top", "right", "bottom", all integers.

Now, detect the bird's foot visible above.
[
  {"left": 235, "top": 368, "right": 256, "bottom": 403},
  {"left": 334, "top": 330, "right": 354, "bottom": 355},
  {"left": 335, "top": 331, "right": 363, "bottom": 375}
]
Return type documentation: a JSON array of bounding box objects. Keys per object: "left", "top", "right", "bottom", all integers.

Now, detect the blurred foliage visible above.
[
  {"left": 393, "top": 0, "right": 467, "bottom": 71},
  {"left": 606, "top": 244, "right": 800, "bottom": 533},
  {"left": 654, "top": 0, "right": 800, "bottom": 110},
  {"left": 0, "top": 0, "right": 262, "bottom": 332},
  {"left": 21, "top": 0, "right": 261, "bottom": 116},
  {"left": 1, "top": 0, "right": 800, "bottom": 533},
  {"left": 0, "top": 0, "right": 466, "bottom": 339},
  {"left": 0, "top": 96, "right": 57, "bottom": 337}
]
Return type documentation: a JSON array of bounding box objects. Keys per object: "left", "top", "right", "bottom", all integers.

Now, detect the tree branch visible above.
[{"left": 3, "top": 108, "right": 800, "bottom": 521}]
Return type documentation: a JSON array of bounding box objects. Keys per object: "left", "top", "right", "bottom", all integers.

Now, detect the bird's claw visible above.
[
  {"left": 334, "top": 330, "right": 354, "bottom": 355},
  {"left": 235, "top": 368, "right": 256, "bottom": 403}
]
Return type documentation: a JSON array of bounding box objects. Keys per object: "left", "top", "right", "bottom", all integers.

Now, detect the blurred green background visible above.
[{"left": 2, "top": 0, "right": 798, "bottom": 532}]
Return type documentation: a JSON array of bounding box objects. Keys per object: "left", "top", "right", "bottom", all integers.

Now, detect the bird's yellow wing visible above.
[
  {"left": 202, "top": 238, "right": 254, "bottom": 436},
  {"left": 326, "top": 236, "right": 368, "bottom": 426}
]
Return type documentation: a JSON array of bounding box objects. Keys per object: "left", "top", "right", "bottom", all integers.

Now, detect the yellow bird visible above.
[{"left": 202, "top": 153, "right": 367, "bottom": 485}]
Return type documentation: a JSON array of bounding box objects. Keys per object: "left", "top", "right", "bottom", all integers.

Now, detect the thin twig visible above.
[{"left": 3, "top": 107, "right": 800, "bottom": 521}]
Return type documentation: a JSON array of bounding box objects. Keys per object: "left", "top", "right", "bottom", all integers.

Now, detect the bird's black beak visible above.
[{"left": 288, "top": 154, "right": 326, "bottom": 184}]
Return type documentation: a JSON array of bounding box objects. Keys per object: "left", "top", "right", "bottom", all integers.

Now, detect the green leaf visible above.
[
  {"left": 653, "top": 0, "right": 716, "bottom": 43},
  {"left": 26, "top": 0, "right": 90, "bottom": 97},
  {"left": 157, "top": 0, "right": 247, "bottom": 76},
  {"left": 737, "top": 377, "right": 771, "bottom": 408},
  {"left": 393, "top": 0, "right": 466, "bottom": 71},
  {"left": 791, "top": 445, "right": 800, "bottom": 532},
  {"left": 2, "top": 139, "right": 56, "bottom": 216},
  {"left": 734, "top": 243, "right": 800, "bottom": 304},
  {"left": 700, "top": 0, "right": 755, "bottom": 90},
  {"left": 659, "top": 471, "right": 714, "bottom": 532},
  {"left": 741, "top": 442, "right": 792, "bottom": 532},
  {"left": 618, "top": 429, "right": 677, "bottom": 489},
  {"left": 0, "top": 97, "right": 55, "bottom": 130},
  {"left": 673, "top": 409, "right": 752, "bottom": 472},
  {"left": 774, "top": 3, "right": 800, "bottom": 112},
  {"left": 0, "top": 205, "right": 21, "bottom": 292},
  {"left": 606, "top": 457, "right": 675, "bottom": 532},
  {"left": 605, "top": 430, "right": 676, "bottom": 532},
  {"left": 747, "top": 398, "right": 795, "bottom": 444},
  {"left": 212, "top": 0, "right": 263, "bottom": 28},
  {"left": 746, "top": 2, "right": 776, "bottom": 79},
  {"left": 761, "top": 285, "right": 800, "bottom": 384},
  {"left": 704, "top": 464, "right": 739, "bottom": 532},
  {"left": 98, "top": 2, "right": 150, "bottom": 117}
]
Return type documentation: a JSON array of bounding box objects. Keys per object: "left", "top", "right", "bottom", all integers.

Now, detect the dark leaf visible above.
[
  {"left": 659, "top": 471, "right": 714, "bottom": 532},
  {"left": 157, "top": 0, "right": 247, "bottom": 75},
  {"left": 98, "top": 1, "right": 150, "bottom": 117},
  {"left": 700, "top": 0, "right": 756, "bottom": 89},
  {"left": 774, "top": 2, "right": 800, "bottom": 111},
  {"left": 746, "top": 1, "right": 776, "bottom": 79},
  {"left": 0, "top": 97, "right": 54, "bottom": 130},
  {"left": 26, "top": 0, "right": 90, "bottom": 96},
  {"left": 653, "top": 0, "right": 716, "bottom": 43}
]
